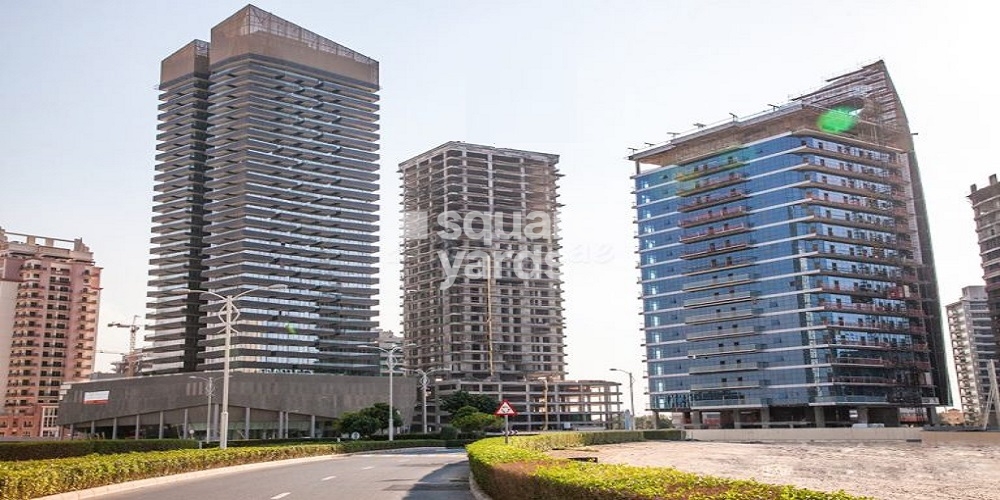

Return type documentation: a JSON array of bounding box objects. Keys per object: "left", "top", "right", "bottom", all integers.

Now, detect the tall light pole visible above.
[
  {"left": 610, "top": 368, "right": 635, "bottom": 430},
  {"left": 189, "top": 375, "right": 218, "bottom": 442},
  {"left": 181, "top": 283, "right": 287, "bottom": 450},
  {"left": 407, "top": 367, "right": 447, "bottom": 433},
  {"left": 363, "top": 342, "right": 414, "bottom": 440}
]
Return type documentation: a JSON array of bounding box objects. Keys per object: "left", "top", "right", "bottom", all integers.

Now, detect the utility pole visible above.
[{"left": 108, "top": 315, "right": 143, "bottom": 376}]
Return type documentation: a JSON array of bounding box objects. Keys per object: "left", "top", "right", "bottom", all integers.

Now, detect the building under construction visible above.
[
  {"left": 632, "top": 61, "right": 948, "bottom": 427},
  {"left": 399, "top": 142, "right": 621, "bottom": 431},
  {"left": 0, "top": 228, "right": 101, "bottom": 437},
  {"left": 946, "top": 286, "right": 993, "bottom": 425}
]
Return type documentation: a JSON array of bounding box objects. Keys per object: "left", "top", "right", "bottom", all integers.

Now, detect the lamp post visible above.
[
  {"left": 189, "top": 375, "right": 218, "bottom": 443},
  {"left": 406, "top": 367, "right": 447, "bottom": 433},
  {"left": 363, "top": 342, "right": 414, "bottom": 440},
  {"left": 181, "top": 283, "right": 287, "bottom": 450},
  {"left": 610, "top": 368, "right": 636, "bottom": 430}
]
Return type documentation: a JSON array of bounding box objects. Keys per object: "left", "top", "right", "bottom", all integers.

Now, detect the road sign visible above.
[{"left": 494, "top": 399, "right": 518, "bottom": 417}]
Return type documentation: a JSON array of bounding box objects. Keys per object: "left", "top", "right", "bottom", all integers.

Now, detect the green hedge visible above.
[
  {"left": 641, "top": 429, "right": 683, "bottom": 441},
  {"left": 0, "top": 439, "right": 198, "bottom": 461},
  {"left": 467, "top": 432, "right": 871, "bottom": 500},
  {"left": 0, "top": 439, "right": 443, "bottom": 500}
]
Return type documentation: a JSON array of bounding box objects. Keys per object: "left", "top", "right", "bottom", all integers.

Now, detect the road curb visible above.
[
  {"left": 468, "top": 473, "right": 491, "bottom": 500},
  {"left": 36, "top": 454, "right": 342, "bottom": 500}
]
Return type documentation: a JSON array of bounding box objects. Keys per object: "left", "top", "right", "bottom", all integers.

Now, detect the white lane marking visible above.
[
  {"left": 362, "top": 466, "right": 374, "bottom": 470},
  {"left": 271, "top": 493, "right": 291, "bottom": 500},
  {"left": 321, "top": 476, "right": 336, "bottom": 481}
]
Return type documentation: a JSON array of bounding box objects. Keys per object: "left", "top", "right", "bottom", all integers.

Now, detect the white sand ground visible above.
[{"left": 547, "top": 441, "right": 1000, "bottom": 499}]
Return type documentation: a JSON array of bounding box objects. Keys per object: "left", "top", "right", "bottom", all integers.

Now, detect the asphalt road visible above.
[{"left": 97, "top": 448, "right": 475, "bottom": 500}]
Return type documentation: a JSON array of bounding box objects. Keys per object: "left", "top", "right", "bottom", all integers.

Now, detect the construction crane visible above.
[{"left": 107, "top": 315, "right": 143, "bottom": 377}]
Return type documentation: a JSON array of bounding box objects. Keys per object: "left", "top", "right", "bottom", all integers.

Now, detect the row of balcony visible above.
[
  {"left": 674, "top": 158, "right": 746, "bottom": 182},
  {"left": 676, "top": 173, "right": 748, "bottom": 197},
  {"left": 678, "top": 205, "right": 748, "bottom": 228},
  {"left": 682, "top": 273, "right": 755, "bottom": 292},
  {"left": 678, "top": 223, "right": 749, "bottom": 244}
]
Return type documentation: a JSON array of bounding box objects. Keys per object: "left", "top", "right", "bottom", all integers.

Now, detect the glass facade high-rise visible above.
[
  {"left": 632, "top": 61, "right": 947, "bottom": 427},
  {"left": 147, "top": 6, "right": 380, "bottom": 376}
]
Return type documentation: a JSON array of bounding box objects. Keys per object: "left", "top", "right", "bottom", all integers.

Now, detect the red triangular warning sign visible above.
[{"left": 494, "top": 399, "right": 518, "bottom": 416}]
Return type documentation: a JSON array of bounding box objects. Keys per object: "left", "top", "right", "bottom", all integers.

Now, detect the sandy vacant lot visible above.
[{"left": 547, "top": 441, "right": 1000, "bottom": 499}]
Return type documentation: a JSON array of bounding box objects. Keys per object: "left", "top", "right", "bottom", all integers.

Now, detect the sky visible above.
[{"left": 2, "top": 1, "right": 997, "bottom": 410}]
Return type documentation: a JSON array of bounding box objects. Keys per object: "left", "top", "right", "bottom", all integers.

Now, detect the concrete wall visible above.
[
  {"left": 686, "top": 427, "right": 923, "bottom": 442},
  {"left": 921, "top": 431, "right": 1000, "bottom": 446}
]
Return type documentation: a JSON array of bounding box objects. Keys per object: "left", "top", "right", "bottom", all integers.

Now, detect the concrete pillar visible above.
[
  {"left": 183, "top": 409, "right": 189, "bottom": 439},
  {"left": 310, "top": 415, "right": 316, "bottom": 439},
  {"left": 245, "top": 407, "right": 251, "bottom": 440},
  {"left": 814, "top": 407, "right": 826, "bottom": 428},
  {"left": 761, "top": 407, "right": 771, "bottom": 429},
  {"left": 111, "top": 417, "right": 118, "bottom": 439},
  {"left": 733, "top": 410, "right": 742, "bottom": 429},
  {"left": 90, "top": 420, "right": 95, "bottom": 437},
  {"left": 135, "top": 414, "right": 141, "bottom": 439},
  {"left": 158, "top": 411, "right": 165, "bottom": 439},
  {"left": 68, "top": 423, "right": 75, "bottom": 439},
  {"left": 277, "top": 411, "right": 283, "bottom": 439},
  {"left": 857, "top": 407, "right": 869, "bottom": 425},
  {"left": 691, "top": 410, "right": 702, "bottom": 428}
]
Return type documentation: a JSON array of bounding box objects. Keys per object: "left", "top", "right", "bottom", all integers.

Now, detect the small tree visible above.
[
  {"left": 452, "top": 411, "right": 502, "bottom": 435},
  {"left": 440, "top": 391, "right": 498, "bottom": 415},
  {"left": 339, "top": 411, "right": 381, "bottom": 438},
  {"left": 359, "top": 403, "right": 402, "bottom": 434}
]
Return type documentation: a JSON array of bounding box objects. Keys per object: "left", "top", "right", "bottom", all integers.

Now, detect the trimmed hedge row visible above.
[
  {"left": 0, "top": 439, "right": 443, "bottom": 500},
  {"left": 641, "top": 429, "right": 683, "bottom": 440},
  {"left": 0, "top": 439, "right": 198, "bottom": 461},
  {"left": 467, "top": 432, "right": 871, "bottom": 500}
]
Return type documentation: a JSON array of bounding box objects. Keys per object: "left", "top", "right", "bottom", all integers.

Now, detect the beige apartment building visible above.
[{"left": 0, "top": 228, "right": 101, "bottom": 437}]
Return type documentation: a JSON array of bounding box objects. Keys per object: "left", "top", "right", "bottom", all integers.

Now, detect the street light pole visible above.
[
  {"left": 363, "top": 342, "right": 415, "bottom": 441},
  {"left": 189, "top": 375, "right": 217, "bottom": 443},
  {"left": 407, "top": 367, "right": 446, "bottom": 433},
  {"left": 181, "top": 283, "right": 287, "bottom": 450},
  {"left": 610, "top": 368, "right": 635, "bottom": 430}
]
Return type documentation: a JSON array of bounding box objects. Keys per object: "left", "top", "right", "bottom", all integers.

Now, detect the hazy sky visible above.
[{"left": 1, "top": 1, "right": 995, "bottom": 407}]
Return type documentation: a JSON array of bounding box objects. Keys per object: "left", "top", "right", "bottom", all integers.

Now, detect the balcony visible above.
[
  {"left": 800, "top": 180, "right": 905, "bottom": 203},
  {"left": 686, "top": 326, "right": 759, "bottom": 342},
  {"left": 683, "top": 273, "right": 755, "bottom": 292},
  {"left": 680, "top": 241, "right": 750, "bottom": 260},
  {"left": 677, "top": 173, "right": 748, "bottom": 197},
  {"left": 691, "top": 398, "right": 766, "bottom": 409},
  {"left": 683, "top": 290, "right": 756, "bottom": 308},
  {"left": 678, "top": 190, "right": 748, "bottom": 213},
  {"left": 795, "top": 161, "right": 903, "bottom": 186},
  {"left": 819, "top": 284, "right": 912, "bottom": 300},
  {"left": 679, "top": 205, "right": 748, "bottom": 228},
  {"left": 819, "top": 302, "right": 922, "bottom": 318},
  {"left": 684, "top": 257, "right": 755, "bottom": 276},
  {"left": 811, "top": 395, "right": 887, "bottom": 404},
  {"left": 814, "top": 250, "right": 903, "bottom": 266},
  {"left": 689, "top": 362, "right": 761, "bottom": 374},
  {"left": 679, "top": 223, "right": 749, "bottom": 244},
  {"left": 675, "top": 158, "right": 746, "bottom": 182},
  {"left": 688, "top": 343, "right": 762, "bottom": 357},
  {"left": 685, "top": 309, "right": 760, "bottom": 326},
  {"left": 831, "top": 357, "right": 890, "bottom": 367},
  {"left": 691, "top": 379, "right": 765, "bottom": 391},
  {"left": 831, "top": 376, "right": 895, "bottom": 386},
  {"left": 807, "top": 212, "right": 902, "bottom": 234}
]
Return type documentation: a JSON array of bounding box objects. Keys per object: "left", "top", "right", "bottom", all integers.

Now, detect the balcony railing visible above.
[
  {"left": 831, "top": 357, "right": 890, "bottom": 367},
  {"left": 678, "top": 205, "right": 748, "bottom": 228},
  {"left": 831, "top": 376, "right": 895, "bottom": 385},
  {"left": 818, "top": 302, "right": 923, "bottom": 317},
  {"left": 691, "top": 398, "right": 766, "bottom": 408},
  {"left": 689, "top": 362, "right": 761, "bottom": 374},
  {"left": 686, "top": 309, "right": 760, "bottom": 325},
  {"left": 678, "top": 223, "right": 749, "bottom": 243},
  {"left": 684, "top": 257, "right": 755, "bottom": 276},
  {"left": 812, "top": 395, "right": 887, "bottom": 404},
  {"left": 678, "top": 190, "right": 748, "bottom": 212},
  {"left": 677, "top": 173, "right": 748, "bottom": 197},
  {"left": 680, "top": 241, "right": 750, "bottom": 260},
  {"left": 686, "top": 326, "right": 759, "bottom": 341},
  {"left": 688, "top": 343, "right": 762, "bottom": 357},
  {"left": 684, "top": 290, "right": 756, "bottom": 308},
  {"left": 691, "top": 379, "right": 765, "bottom": 391},
  {"left": 683, "top": 273, "right": 755, "bottom": 292},
  {"left": 674, "top": 158, "right": 745, "bottom": 182}
]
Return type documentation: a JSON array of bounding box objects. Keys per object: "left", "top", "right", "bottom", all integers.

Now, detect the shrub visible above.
[
  {"left": 641, "top": 429, "right": 683, "bottom": 441},
  {"left": 467, "top": 432, "right": 871, "bottom": 500},
  {"left": 0, "top": 439, "right": 198, "bottom": 462}
]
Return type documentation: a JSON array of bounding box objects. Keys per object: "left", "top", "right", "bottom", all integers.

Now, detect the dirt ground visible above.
[{"left": 546, "top": 441, "right": 1000, "bottom": 499}]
